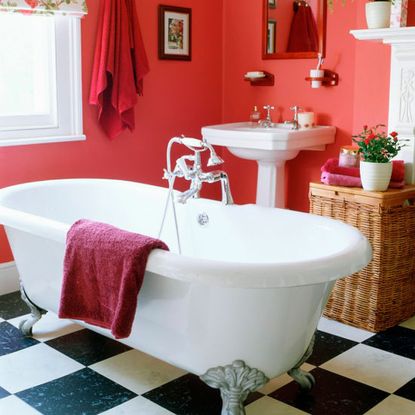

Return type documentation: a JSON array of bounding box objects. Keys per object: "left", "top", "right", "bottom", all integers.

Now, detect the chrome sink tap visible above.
[
  {"left": 284, "top": 105, "right": 302, "bottom": 130},
  {"left": 164, "top": 136, "right": 233, "bottom": 205},
  {"left": 258, "top": 105, "right": 275, "bottom": 128}
]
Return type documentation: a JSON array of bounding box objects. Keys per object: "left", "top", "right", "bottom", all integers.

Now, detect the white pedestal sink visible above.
[{"left": 202, "top": 122, "right": 336, "bottom": 208}]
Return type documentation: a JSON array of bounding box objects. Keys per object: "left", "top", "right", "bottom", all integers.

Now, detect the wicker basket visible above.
[{"left": 309, "top": 183, "right": 415, "bottom": 332}]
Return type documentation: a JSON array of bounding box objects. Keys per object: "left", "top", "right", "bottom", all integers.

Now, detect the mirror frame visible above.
[{"left": 262, "top": 0, "right": 327, "bottom": 60}]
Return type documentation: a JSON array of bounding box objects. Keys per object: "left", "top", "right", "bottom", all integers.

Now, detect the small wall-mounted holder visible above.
[
  {"left": 244, "top": 71, "right": 275, "bottom": 86},
  {"left": 305, "top": 69, "right": 339, "bottom": 87}
]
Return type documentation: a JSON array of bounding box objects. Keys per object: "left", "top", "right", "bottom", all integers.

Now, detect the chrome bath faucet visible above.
[{"left": 164, "top": 136, "right": 233, "bottom": 205}]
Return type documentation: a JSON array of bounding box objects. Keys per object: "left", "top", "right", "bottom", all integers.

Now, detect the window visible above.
[{"left": 0, "top": 13, "right": 84, "bottom": 146}]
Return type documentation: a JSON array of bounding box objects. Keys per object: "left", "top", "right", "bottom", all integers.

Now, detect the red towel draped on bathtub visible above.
[
  {"left": 89, "top": 0, "right": 150, "bottom": 139},
  {"left": 58, "top": 220, "right": 168, "bottom": 339}
]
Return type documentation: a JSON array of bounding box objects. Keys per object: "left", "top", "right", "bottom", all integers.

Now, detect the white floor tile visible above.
[
  {"left": 399, "top": 315, "right": 415, "bottom": 330},
  {"left": 90, "top": 349, "right": 186, "bottom": 394},
  {"left": 317, "top": 317, "right": 374, "bottom": 342},
  {"left": 321, "top": 344, "right": 415, "bottom": 393},
  {"left": 246, "top": 396, "right": 309, "bottom": 415},
  {"left": 258, "top": 363, "right": 315, "bottom": 395},
  {"left": 100, "top": 396, "right": 175, "bottom": 415},
  {"left": 0, "top": 343, "right": 84, "bottom": 393},
  {"left": 365, "top": 395, "right": 415, "bottom": 415},
  {"left": 8, "top": 312, "right": 82, "bottom": 341},
  {"left": 0, "top": 395, "right": 42, "bottom": 414}
]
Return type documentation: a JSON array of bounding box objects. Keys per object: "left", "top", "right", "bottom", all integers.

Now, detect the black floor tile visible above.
[
  {"left": 395, "top": 377, "right": 415, "bottom": 402},
  {"left": 16, "top": 367, "right": 137, "bottom": 415},
  {"left": 144, "top": 373, "right": 263, "bottom": 415},
  {"left": 363, "top": 326, "right": 415, "bottom": 360},
  {"left": 0, "top": 386, "right": 10, "bottom": 399},
  {"left": 0, "top": 321, "right": 39, "bottom": 357},
  {"left": 45, "top": 329, "right": 131, "bottom": 366},
  {"left": 269, "top": 367, "right": 389, "bottom": 415},
  {"left": 0, "top": 291, "right": 30, "bottom": 320},
  {"left": 306, "top": 330, "right": 358, "bottom": 366},
  {"left": 143, "top": 373, "right": 222, "bottom": 415}
]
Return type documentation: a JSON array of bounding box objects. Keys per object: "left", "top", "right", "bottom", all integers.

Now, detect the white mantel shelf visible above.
[
  {"left": 350, "top": 27, "right": 415, "bottom": 184},
  {"left": 350, "top": 27, "right": 415, "bottom": 43}
]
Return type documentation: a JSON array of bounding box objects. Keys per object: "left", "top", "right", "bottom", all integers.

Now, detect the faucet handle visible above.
[
  {"left": 289, "top": 105, "right": 302, "bottom": 121},
  {"left": 263, "top": 105, "right": 275, "bottom": 121}
]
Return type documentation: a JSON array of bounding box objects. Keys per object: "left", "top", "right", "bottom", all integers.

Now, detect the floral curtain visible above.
[{"left": 0, "top": 0, "right": 87, "bottom": 16}]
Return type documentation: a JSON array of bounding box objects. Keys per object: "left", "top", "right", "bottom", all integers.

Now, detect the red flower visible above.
[
  {"left": 394, "top": 136, "right": 398, "bottom": 142},
  {"left": 25, "top": 0, "right": 39, "bottom": 9},
  {"left": 390, "top": 131, "right": 398, "bottom": 138},
  {"left": 363, "top": 125, "right": 368, "bottom": 131}
]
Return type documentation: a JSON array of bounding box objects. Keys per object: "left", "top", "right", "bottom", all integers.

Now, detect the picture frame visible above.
[
  {"left": 158, "top": 5, "right": 192, "bottom": 61},
  {"left": 268, "top": 0, "right": 276, "bottom": 9},
  {"left": 267, "top": 19, "right": 276, "bottom": 54}
]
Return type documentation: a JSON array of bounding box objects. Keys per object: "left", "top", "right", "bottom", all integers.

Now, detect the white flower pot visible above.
[
  {"left": 360, "top": 161, "right": 392, "bottom": 191},
  {"left": 366, "top": 1, "right": 392, "bottom": 29}
]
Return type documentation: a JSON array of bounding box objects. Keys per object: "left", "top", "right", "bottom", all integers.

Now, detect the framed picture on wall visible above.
[
  {"left": 267, "top": 19, "right": 276, "bottom": 54},
  {"left": 158, "top": 5, "right": 192, "bottom": 61}
]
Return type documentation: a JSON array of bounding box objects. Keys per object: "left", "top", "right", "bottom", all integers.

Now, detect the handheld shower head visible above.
[{"left": 203, "top": 141, "right": 224, "bottom": 166}]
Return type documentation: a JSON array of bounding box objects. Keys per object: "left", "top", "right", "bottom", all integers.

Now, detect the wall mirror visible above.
[{"left": 263, "top": 0, "right": 326, "bottom": 59}]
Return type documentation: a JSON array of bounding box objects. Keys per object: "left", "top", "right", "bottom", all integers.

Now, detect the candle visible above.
[{"left": 298, "top": 112, "right": 315, "bottom": 129}]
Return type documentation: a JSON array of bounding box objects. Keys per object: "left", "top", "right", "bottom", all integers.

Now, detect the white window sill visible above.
[{"left": 0, "top": 135, "right": 86, "bottom": 147}]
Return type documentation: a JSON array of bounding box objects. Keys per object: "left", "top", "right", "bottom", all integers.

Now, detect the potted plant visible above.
[
  {"left": 365, "top": 0, "right": 394, "bottom": 28},
  {"left": 327, "top": 0, "right": 395, "bottom": 29},
  {"left": 353, "top": 124, "right": 405, "bottom": 191}
]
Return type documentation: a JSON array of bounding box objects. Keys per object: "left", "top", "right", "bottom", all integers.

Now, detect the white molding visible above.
[
  {"left": 0, "top": 134, "right": 86, "bottom": 147},
  {"left": 351, "top": 27, "right": 415, "bottom": 183},
  {"left": 0, "top": 261, "right": 19, "bottom": 295},
  {"left": 350, "top": 27, "right": 415, "bottom": 43}
]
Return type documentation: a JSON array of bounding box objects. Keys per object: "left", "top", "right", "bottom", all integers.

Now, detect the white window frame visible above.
[{"left": 0, "top": 15, "right": 85, "bottom": 147}]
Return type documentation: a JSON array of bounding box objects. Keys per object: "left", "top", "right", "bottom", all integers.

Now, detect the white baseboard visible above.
[{"left": 0, "top": 261, "right": 19, "bottom": 295}]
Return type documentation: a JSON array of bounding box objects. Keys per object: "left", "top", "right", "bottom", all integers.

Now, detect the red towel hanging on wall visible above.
[
  {"left": 89, "top": 0, "right": 149, "bottom": 140},
  {"left": 287, "top": 1, "right": 319, "bottom": 53}
]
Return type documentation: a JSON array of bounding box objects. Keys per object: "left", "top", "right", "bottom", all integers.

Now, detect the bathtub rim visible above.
[{"left": 0, "top": 178, "right": 372, "bottom": 288}]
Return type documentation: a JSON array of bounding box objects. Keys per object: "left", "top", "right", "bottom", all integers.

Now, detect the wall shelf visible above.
[
  {"left": 244, "top": 71, "right": 274, "bottom": 86},
  {"left": 350, "top": 27, "right": 415, "bottom": 44}
]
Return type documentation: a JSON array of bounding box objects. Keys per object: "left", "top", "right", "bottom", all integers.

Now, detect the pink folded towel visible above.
[
  {"left": 321, "top": 172, "right": 405, "bottom": 189},
  {"left": 321, "top": 158, "right": 405, "bottom": 182},
  {"left": 58, "top": 219, "right": 168, "bottom": 339}
]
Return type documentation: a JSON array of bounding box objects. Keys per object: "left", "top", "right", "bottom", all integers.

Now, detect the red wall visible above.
[
  {"left": 0, "top": 0, "right": 224, "bottom": 262},
  {"left": 221, "top": 0, "right": 391, "bottom": 210},
  {"left": 0, "top": 0, "right": 402, "bottom": 263}
]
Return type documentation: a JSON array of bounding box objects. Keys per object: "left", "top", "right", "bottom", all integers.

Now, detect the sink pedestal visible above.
[{"left": 257, "top": 160, "right": 286, "bottom": 208}]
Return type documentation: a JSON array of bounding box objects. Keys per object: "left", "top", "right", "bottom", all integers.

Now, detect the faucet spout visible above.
[
  {"left": 258, "top": 105, "right": 275, "bottom": 129},
  {"left": 177, "top": 185, "right": 200, "bottom": 204}
]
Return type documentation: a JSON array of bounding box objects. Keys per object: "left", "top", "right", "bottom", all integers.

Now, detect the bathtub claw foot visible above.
[
  {"left": 287, "top": 367, "right": 315, "bottom": 390},
  {"left": 287, "top": 334, "right": 316, "bottom": 390},
  {"left": 200, "top": 360, "right": 269, "bottom": 415},
  {"left": 19, "top": 285, "right": 47, "bottom": 337}
]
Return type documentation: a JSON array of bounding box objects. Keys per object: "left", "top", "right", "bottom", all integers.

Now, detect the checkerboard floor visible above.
[{"left": 1, "top": 291, "right": 415, "bottom": 415}]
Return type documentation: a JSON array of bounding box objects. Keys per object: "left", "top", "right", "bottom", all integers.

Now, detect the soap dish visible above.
[
  {"left": 244, "top": 71, "right": 274, "bottom": 86},
  {"left": 244, "top": 71, "right": 266, "bottom": 79}
]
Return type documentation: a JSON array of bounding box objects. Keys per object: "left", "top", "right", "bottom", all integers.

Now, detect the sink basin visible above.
[{"left": 202, "top": 122, "right": 336, "bottom": 208}]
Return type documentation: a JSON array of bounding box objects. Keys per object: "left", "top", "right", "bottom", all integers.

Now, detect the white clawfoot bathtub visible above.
[{"left": 0, "top": 179, "right": 371, "bottom": 414}]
